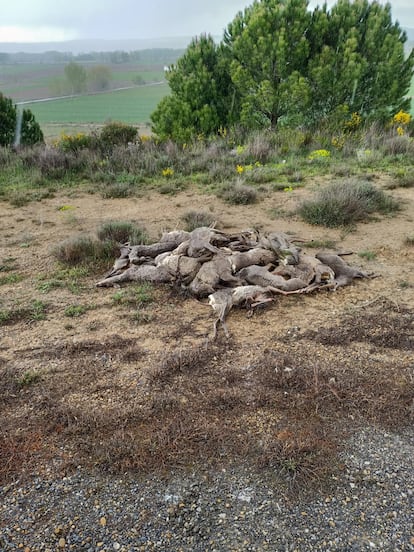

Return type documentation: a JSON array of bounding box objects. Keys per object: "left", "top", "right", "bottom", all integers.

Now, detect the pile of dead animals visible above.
[{"left": 97, "top": 226, "right": 373, "bottom": 338}]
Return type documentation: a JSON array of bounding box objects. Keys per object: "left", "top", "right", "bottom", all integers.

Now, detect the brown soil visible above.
[{"left": 1, "top": 178, "right": 413, "bottom": 486}]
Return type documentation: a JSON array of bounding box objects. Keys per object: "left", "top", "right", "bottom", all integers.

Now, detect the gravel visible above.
[{"left": 1, "top": 425, "right": 413, "bottom": 551}]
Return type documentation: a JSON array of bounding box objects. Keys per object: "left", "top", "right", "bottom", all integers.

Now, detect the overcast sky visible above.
[{"left": 0, "top": 0, "right": 413, "bottom": 43}]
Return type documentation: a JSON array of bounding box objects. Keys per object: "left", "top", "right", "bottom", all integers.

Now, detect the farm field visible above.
[
  {"left": 23, "top": 83, "right": 169, "bottom": 127},
  {"left": 0, "top": 62, "right": 168, "bottom": 103}
]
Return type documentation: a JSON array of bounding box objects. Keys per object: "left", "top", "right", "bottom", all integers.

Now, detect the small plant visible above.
[
  {"left": 218, "top": 182, "right": 258, "bottom": 205},
  {"left": 308, "top": 149, "right": 331, "bottom": 161},
  {"left": 111, "top": 290, "right": 125, "bottom": 304},
  {"left": 37, "top": 279, "right": 64, "bottom": 293},
  {"left": 57, "top": 132, "right": 92, "bottom": 153},
  {"left": 181, "top": 211, "right": 216, "bottom": 231},
  {"left": 0, "top": 273, "right": 23, "bottom": 286},
  {"left": 358, "top": 250, "right": 377, "bottom": 261},
  {"left": 158, "top": 179, "right": 187, "bottom": 195},
  {"left": 100, "top": 182, "right": 135, "bottom": 199},
  {"left": 53, "top": 236, "right": 116, "bottom": 266},
  {"left": 302, "top": 239, "right": 336, "bottom": 249},
  {"left": 162, "top": 167, "right": 174, "bottom": 178},
  {"left": 130, "top": 283, "right": 154, "bottom": 308},
  {"left": 0, "top": 309, "right": 11, "bottom": 325},
  {"left": 17, "top": 370, "right": 40, "bottom": 387},
  {"left": 0, "top": 258, "right": 18, "bottom": 272},
  {"left": 7, "top": 191, "right": 32, "bottom": 207},
  {"left": 298, "top": 180, "right": 400, "bottom": 228},
  {"left": 131, "top": 310, "right": 153, "bottom": 324},
  {"left": 393, "top": 110, "right": 411, "bottom": 126},
  {"left": 64, "top": 304, "right": 87, "bottom": 317},
  {"left": 398, "top": 280, "right": 412, "bottom": 289},
  {"left": 97, "top": 221, "right": 148, "bottom": 244},
  {"left": 30, "top": 300, "right": 47, "bottom": 321}
]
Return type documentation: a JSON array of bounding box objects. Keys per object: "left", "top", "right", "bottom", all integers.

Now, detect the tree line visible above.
[{"left": 0, "top": 49, "right": 184, "bottom": 66}]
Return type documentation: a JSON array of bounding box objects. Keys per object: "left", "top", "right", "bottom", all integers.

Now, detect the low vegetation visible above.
[{"left": 298, "top": 179, "right": 401, "bottom": 227}]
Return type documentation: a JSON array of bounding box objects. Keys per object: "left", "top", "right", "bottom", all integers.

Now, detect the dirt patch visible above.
[{"left": 1, "top": 182, "right": 413, "bottom": 486}]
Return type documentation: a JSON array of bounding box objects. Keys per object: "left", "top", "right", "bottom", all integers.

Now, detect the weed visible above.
[
  {"left": 100, "top": 182, "right": 135, "bottom": 199},
  {"left": 112, "top": 290, "right": 125, "bottom": 304},
  {"left": 7, "top": 191, "right": 32, "bottom": 207},
  {"left": 17, "top": 370, "right": 40, "bottom": 387},
  {"left": 358, "top": 250, "right": 377, "bottom": 261},
  {"left": 52, "top": 236, "right": 116, "bottom": 266},
  {"left": 0, "top": 273, "right": 23, "bottom": 286},
  {"left": 302, "top": 239, "right": 337, "bottom": 249},
  {"left": 0, "top": 258, "right": 17, "bottom": 272},
  {"left": 37, "top": 279, "right": 64, "bottom": 293},
  {"left": 30, "top": 300, "right": 47, "bottom": 321},
  {"left": 130, "top": 283, "right": 154, "bottom": 307},
  {"left": 385, "top": 173, "right": 414, "bottom": 190},
  {"left": 180, "top": 210, "right": 216, "bottom": 231},
  {"left": 97, "top": 221, "right": 148, "bottom": 244},
  {"left": 64, "top": 305, "right": 87, "bottom": 317},
  {"left": 218, "top": 182, "right": 258, "bottom": 205},
  {"left": 131, "top": 310, "right": 153, "bottom": 324},
  {"left": 298, "top": 179, "right": 400, "bottom": 227},
  {"left": 0, "top": 310, "right": 11, "bottom": 325},
  {"left": 158, "top": 179, "right": 187, "bottom": 195}
]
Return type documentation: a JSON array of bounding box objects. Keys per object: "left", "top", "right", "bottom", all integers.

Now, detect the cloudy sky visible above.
[{"left": 0, "top": 0, "right": 412, "bottom": 43}]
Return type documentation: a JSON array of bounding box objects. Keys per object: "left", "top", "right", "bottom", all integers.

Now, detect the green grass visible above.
[{"left": 23, "top": 84, "right": 170, "bottom": 124}]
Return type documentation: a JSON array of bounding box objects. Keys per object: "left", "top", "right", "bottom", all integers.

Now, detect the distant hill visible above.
[{"left": 0, "top": 37, "right": 195, "bottom": 54}]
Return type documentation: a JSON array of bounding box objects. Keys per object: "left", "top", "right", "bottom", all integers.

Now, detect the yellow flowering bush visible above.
[
  {"left": 344, "top": 112, "right": 362, "bottom": 131},
  {"left": 57, "top": 132, "right": 92, "bottom": 152},
  {"left": 393, "top": 110, "right": 411, "bottom": 126},
  {"left": 308, "top": 149, "right": 331, "bottom": 161},
  {"left": 331, "top": 136, "right": 345, "bottom": 150},
  {"left": 162, "top": 167, "right": 174, "bottom": 178}
]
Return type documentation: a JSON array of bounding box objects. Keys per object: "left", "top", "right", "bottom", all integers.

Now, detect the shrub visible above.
[
  {"left": 56, "top": 132, "right": 93, "bottom": 153},
  {"left": 298, "top": 180, "right": 400, "bottom": 227},
  {"left": 53, "top": 236, "right": 116, "bottom": 265},
  {"left": 218, "top": 182, "right": 258, "bottom": 205},
  {"left": 65, "top": 304, "right": 87, "bottom": 317},
  {"left": 181, "top": 210, "right": 216, "bottom": 231},
  {"left": 99, "top": 122, "right": 138, "bottom": 149},
  {"left": 97, "top": 221, "right": 148, "bottom": 244},
  {"left": 381, "top": 135, "right": 414, "bottom": 156},
  {"left": 100, "top": 182, "right": 135, "bottom": 199},
  {"left": 245, "top": 131, "right": 274, "bottom": 163}
]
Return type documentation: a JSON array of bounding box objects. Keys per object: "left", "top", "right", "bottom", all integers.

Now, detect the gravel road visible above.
[{"left": 1, "top": 425, "right": 413, "bottom": 551}]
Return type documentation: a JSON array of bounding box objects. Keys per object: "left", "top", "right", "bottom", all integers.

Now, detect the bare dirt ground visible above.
[{"left": 0, "top": 176, "right": 413, "bottom": 488}]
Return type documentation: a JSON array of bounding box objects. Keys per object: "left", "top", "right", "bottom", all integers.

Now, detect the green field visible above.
[
  {"left": 0, "top": 62, "right": 168, "bottom": 102},
  {"left": 23, "top": 84, "right": 170, "bottom": 125}
]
